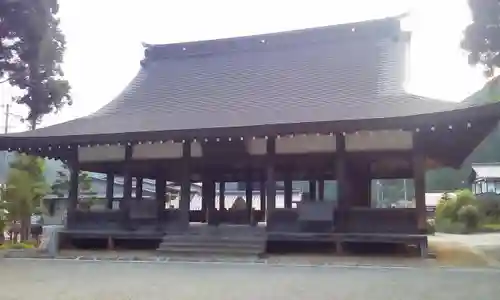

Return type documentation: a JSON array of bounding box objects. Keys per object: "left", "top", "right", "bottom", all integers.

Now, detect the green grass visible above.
[{"left": 0, "top": 241, "right": 36, "bottom": 250}]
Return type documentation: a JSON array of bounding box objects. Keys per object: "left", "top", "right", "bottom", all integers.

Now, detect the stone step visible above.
[
  {"left": 157, "top": 231, "right": 266, "bottom": 256},
  {"left": 181, "top": 225, "right": 266, "bottom": 237},
  {"left": 162, "top": 235, "right": 265, "bottom": 244},
  {"left": 158, "top": 240, "right": 265, "bottom": 251}
]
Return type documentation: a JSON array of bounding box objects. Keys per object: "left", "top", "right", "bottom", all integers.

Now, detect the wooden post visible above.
[
  {"left": 179, "top": 141, "right": 191, "bottom": 228},
  {"left": 266, "top": 137, "right": 276, "bottom": 215},
  {"left": 245, "top": 173, "right": 253, "bottom": 223},
  {"left": 336, "top": 134, "right": 347, "bottom": 232},
  {"left": 284, "top": 172, "right": 292, "bottom": 208},
  {"left": 413, "top": 132, "right": 428, "bottom": 257},
  {"left": 121, "top": 145, "right": 133, "bottom": 229},
  {"left": 201, "top": 176, "right": 209, "bottom": 221},
  {"left": 136, "top": 177, "right": 143, "bottom": 200},
  {"left": 318, "top": 179, "right": 325, "bottom": 201},
  {"left": 207, "top": 178, "right": 216, "bottom": 225},
  {"left": 308, "top": 180, "right": 317, "bottom": 201},
  {"left": 105, "top": 173, "right": 114, "bottom": 209},
  {"left": 413, "top": 135, "right": 427, "bottom": 234},
  {"left": 155, "top": 174, "right": 166, "bottom": 229},
  {"left": 67, "top": 159, "right": 79, "bottom": 213},
  {"left": 259, "top": 178, "right": 266, "bottom": 212},
  {"left": 219, "top": 181, "right": 226, "bottom": 211}
]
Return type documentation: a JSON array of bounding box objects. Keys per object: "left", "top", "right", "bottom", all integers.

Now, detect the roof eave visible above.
[{"left": 1, "top": 102, "right": 500, "bottom": 157}]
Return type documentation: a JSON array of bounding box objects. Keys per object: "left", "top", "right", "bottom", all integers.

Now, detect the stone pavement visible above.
[{"left": 1, "top": 259, "right": 500, "bottom": 300}]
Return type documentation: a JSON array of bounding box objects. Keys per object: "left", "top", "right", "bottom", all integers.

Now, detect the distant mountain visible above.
[{"left": 425, "top": 77, "right": 500, "bottom": 191}]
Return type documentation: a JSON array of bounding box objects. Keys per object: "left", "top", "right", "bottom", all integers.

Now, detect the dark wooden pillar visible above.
[
  {"left": 349, "top": 163, "right": 372, "bottom": 207},
  {"left": 259, "top": 178, "right": 266, "bottom": 212},
  {"left": 413, "top": 135, "right": 427, "bottom": 234},
  {"left": 266, "top": 137, "right": 276, "bottom": 215},
  {"left": 179, "top": 141, "right": 191, "bottom": 228},
  {"left": 201, "top": 177, "right": 209, "bottom": 219},
  {"left": 284, "top": 172, "right": 292, "bottom": 208},
  {"left": 318, "top": 179, "right": 325, "bottom": 201},
  {"left": 121, "top": 145, "right": 133, "bottom": 228},
  {"left": 245, "top": 174, "right": 253, "bottom": 222},
  {"left": 219, "top": 181, "right": 226, "bottom": 211},
  {"left": 136, "top": 177, "right": 143, "bottom": 200},
  {"left": 336, "top": 134, "right": 348, "bottom": 231},
  {"left": 155, "top": 175, "right": 166, "bottom": 213},
  {"left": 67, "top": 158, "right": 79, "bottom": 213},
  {"left": 308, "top": 180, "right": 317, "bottom": 201},
  {"left": 205, "top": 177, "right": 216, "bottom": 225},
  {"left": 105, "top": 173, "right": 114, "bottom": 209}
]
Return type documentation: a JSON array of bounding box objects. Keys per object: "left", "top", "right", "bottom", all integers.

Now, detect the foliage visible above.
[
  {"left": 457, "top": 204, "right": 481, "bottom": 230},
  {"left": 0, "top": 0, "right": 71, "bottom": 127},
  {"left": 426, "top": 218, "right": 436, "bottom": 235},
  {"left": 462, "top": 0, "right": 500, "bottom": 77},
  {"left": 476, "top": 193, "right": 500, "bottom": 222},
  {"left": 435, "top": 190, "right": 481, "bottom": 233},
  {"left": 0, "top": 191, "right": 6, "bottom": 233},
  {"left": 435, "top": 218, "right": 467, "bottom": 234},
  {"left": 1, "top": 154, "right": 49, "bottom": 240},
  {"left": 0, "top": 241, "right": 35, "bottom": 250}
]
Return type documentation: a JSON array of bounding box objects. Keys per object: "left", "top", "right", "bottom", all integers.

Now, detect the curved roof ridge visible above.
[{"left": 141, "top": 16, "right": 403, "bottom": 65}]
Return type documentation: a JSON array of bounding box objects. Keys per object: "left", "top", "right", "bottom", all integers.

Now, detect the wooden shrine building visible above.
[{"left": 1, "top": 16, "right": 500, "bottom": 256}]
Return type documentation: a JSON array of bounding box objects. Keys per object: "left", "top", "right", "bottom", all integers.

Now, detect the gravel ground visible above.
[{"left": 1, "top": 259, "right": 500, "bottom": 300}]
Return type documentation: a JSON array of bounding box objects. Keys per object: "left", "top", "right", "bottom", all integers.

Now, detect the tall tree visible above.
[
  {"left": 0, "top": 0, "right": 71, "bottom": 128},
  {"left": 462, "top": 0, "right": 500, "bottom": 77},
  {"left": 1, "top": 154, "right": 49, "bottom": 241}
]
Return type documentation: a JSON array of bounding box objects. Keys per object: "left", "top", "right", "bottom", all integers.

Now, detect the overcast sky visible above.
[{"left": 0, "top": 0, "right": 488, "bottom": 132}]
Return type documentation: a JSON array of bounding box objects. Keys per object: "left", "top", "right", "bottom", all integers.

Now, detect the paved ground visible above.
[
  {"left": 432, "top": 233, "right": 500, "bottom": 247},
  {"left": 1, "top": 259, "right": 500, "bottom": 300}
]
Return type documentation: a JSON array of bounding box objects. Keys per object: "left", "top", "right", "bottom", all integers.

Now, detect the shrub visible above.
[
  {"left": 435, "top": 218, "right": 467, "bottom": 234},
  {"left": 458, "top": 205, "right": 481, "bottom": 231},
  {"left": 426, "top": 219, "right": 436, "bottom": 235},
  {"left": 435, "top": 189, "right": 482, "bottom": 233},
  {"left": 477, "top": 194, "right": 500, "bottom": 222},
  {"left": 0, "top": 242, "right": 35, "bottom": 250},
  {"left": 436, "top": 197, "right": 458, "bottom": 221}
]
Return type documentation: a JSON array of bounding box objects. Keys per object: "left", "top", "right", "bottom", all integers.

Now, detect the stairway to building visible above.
[{"left": 157, "top": 224, "right": 267, "bottom": 257}]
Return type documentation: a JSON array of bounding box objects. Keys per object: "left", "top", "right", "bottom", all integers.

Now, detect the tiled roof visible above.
[{"left": 1, "top": 16, "right": 496, "bottom": 143}]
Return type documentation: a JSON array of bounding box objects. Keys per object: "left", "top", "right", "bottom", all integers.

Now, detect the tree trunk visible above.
[{"left": 20, "top": 216, "right": 30, "bottom": 242}]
